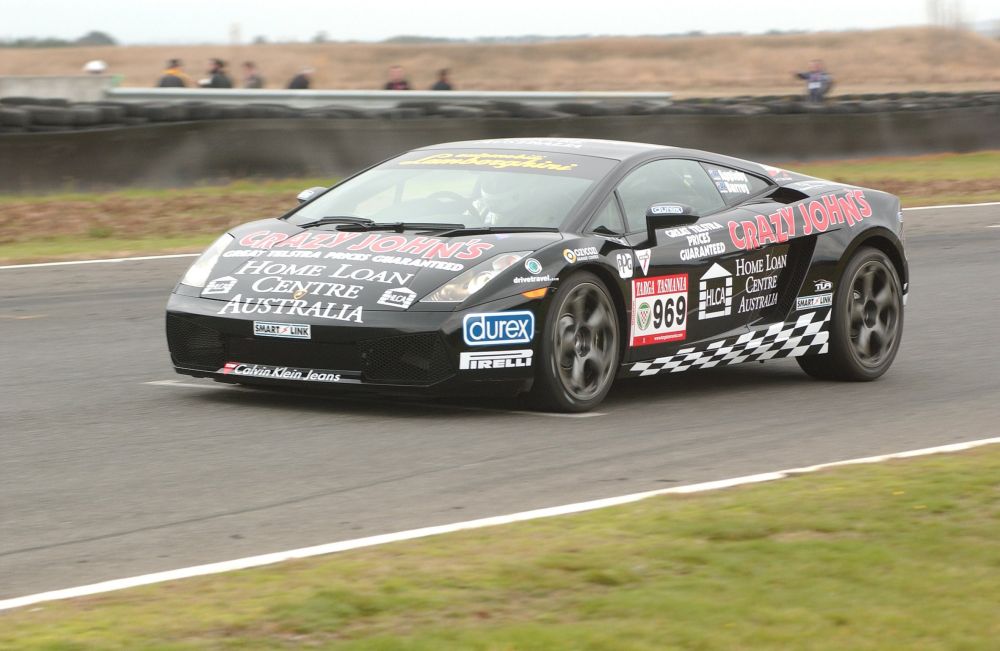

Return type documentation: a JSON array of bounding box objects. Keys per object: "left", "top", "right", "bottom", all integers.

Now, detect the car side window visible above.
[
  {"left": 617, "top": 159, "right": 726, "bottom": 233},
  {"left": 701, "top": 163, "right": 772, "bottom": 206},
  {"left": 588, "top": 196, "right": 626, "bottom": 234}
]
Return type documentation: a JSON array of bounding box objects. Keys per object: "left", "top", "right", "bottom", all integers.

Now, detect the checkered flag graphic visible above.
[{"left": 630, "top": 310, "right": 831, "bottom": 376}]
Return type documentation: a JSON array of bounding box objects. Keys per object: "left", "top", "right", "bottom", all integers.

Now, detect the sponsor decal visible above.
[
  {"left": 399, "top": 152, "right": 578, "bottom": 172},
  {"left": 203, "top": 275, "right": 238, "bottom": 295},
  {"left": 728, "top": 190, "right": 872, "bottom": 251},
  {"left": 630, "top": 274, "right": 688, "bottom": 346},
  {"left": 698, "top": 263, "right": 733, "bottom": 320},
  {"left": 238, "top": 231, "right": 493, "bottom": 261},
  {"left": 369, "top": 255, "right": 463, "bottom": 272},
  {"left": 463, "top": 311, "right": 535, "bottom": 347},
  {"left": 707, "top": 167, "right": 750, "bottom": 194},
  {"left": 377, "top": 287, "right": 417, "bottom": 309},
  {"left": 513, "top": 275, "right": 556, "bottom": 284},
  {"left": 218, "top": 294, "right": 363, "bottom": 323},
  {"left": 562, "top": 246, "right": 599, "bottom": 264},
  {"left": 459, "top": 349, "right": 533, "bottom": 370},
  {"left": 476, "top": 138, "right": 584, "bottom": 149},
  {"left": 253, "top": 321, "right": 311, "bottom": 339},
  {"left": 223, "top": 249, "right": 266, "bottom": 258},
  {"left": 797, "top": 293, "right": 833, "bottom": 310},
  {"left": 524, "top": 258, "right": 543, "bottom": 275},
  {"left": 266, "top": 250, "right": 322, "bottom": 259},
  {"left": 735, "top": 250, "right": 786, "bottom": 314},
  {"left": 248, "top": 276, "right": 363, "bottom": 299},
  {"left": 635, "top": 248, "right": 651, "bottom": 276},
  {"left": 220, "top": 362, "right": 341, "bottom": 383},
  {"left": 234, "top": 260, "right": 416, "bottom": 286},
  {"left": 661, "top": 221, "right": 723, "bottom": 239},
  {"left": 814, "top": 279, "right": 833, "bottom": 292},
  {"left": 650, "top": 204, "right": 685, "bottom": 215},
  {"left": 658, "top": 222, "right": 727, "bottom": 261},
  {"left": 616, "top": 251, "right": 634, "bottom": 279}
]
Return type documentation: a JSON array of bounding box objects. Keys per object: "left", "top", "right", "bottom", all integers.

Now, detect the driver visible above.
[{"left": 471, "top": 173, "right": 547, "bottom": 227}]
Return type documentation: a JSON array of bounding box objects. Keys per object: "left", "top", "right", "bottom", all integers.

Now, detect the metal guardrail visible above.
[{"left": 105, "top": 88, "right": 672, "bottom": 109}]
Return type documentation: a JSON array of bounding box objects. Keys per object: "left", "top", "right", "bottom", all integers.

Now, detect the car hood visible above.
[{"left": 196, "top": 219, "right": 564, "bottom": 311}]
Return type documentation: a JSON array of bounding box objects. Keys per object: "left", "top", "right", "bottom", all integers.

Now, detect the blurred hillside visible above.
[{"left": 0, "top": 27, "right": 998, "bottom": 96}]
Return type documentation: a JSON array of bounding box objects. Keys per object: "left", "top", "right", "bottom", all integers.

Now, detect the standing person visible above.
[
  {"left": 157, "top": 59, "right": 192, "bottom": 87},
  {"left": 384, "top": 65, "right": 411, "bottom": 90},
  {"left": 242, "top": 61, "right": 265, "bottom": 88},
  {"left": 200, "top": 58, "right": 233, "bottom": 88},
  {"left": 430, "top": 68, "right": 453, "bottom": 91},
  {"left": 287, "top": 68, "right": 314, "bottom": 89},
  {"left": 794, "top": 59, "right": 833, "bottom": 103}
]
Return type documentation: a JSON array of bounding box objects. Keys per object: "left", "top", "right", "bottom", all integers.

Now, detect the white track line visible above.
[
  {"left": 0, "top": 253, "right": 198, "bottom": 270},
  {"left": 2, "top": 435, "right": 997, "bottom": 612},
  {"left": 902, "top": 201, "right": 1000, "bottom": 211},
  {"left": 0, "top": 203, "right": 996, "bottom": 271}
]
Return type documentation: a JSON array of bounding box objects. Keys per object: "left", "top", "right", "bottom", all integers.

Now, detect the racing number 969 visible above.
[{"left": 652, "top": 295, "right": 686, "bottom": 329}]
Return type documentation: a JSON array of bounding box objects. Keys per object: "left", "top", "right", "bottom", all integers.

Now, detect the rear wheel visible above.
[
  {"left": 797, "top": 247, "right": 903, "bottom": 381},
  {"left": 529, "top": 272, "right": 620, "bottom": 412}
]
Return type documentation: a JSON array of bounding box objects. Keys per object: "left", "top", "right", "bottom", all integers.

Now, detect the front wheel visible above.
[
  {"left": 528, "top": 272, "right": 620, "bottom": 412},
  {"left": 797, "top": 247, "right": 903, "bottom": 381}
]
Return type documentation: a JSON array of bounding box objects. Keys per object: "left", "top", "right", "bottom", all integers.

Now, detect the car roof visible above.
[{"left": 416, "top": 137, "right": 673, "bottom": 161}]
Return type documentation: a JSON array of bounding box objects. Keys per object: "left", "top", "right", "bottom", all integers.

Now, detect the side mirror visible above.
[
  {"left": 645, "top": 203, "right": 699, "bottom": 245},
  {"left": 296, "top": 186, "right": 327, "bottom": 204}
]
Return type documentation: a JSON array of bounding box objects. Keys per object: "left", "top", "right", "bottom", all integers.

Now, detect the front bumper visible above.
[{"left": 165, "top": 292, "right": 538, "bottom": 396}]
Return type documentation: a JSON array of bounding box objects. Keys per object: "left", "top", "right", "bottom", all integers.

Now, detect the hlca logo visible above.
[
  {"left": 698, "top": 263, "right": 732, "bottom": 320},
  {"left": 377, "top": 287, "right": 416, "bottom": 309},
  {"left": 203, "top": 276, "right": 237, "bottom": 295}
]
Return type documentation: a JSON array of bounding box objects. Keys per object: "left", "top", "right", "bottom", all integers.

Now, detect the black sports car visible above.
[{"left": 167, "top": 138, "right": 907, "bottom": 411}]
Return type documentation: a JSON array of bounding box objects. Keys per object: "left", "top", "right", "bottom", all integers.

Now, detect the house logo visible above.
[
  {"left": 377, "top": 287, "right": 417, "bottom": 309},
  {"left": 698, "top": 263, "right": 732, "bottom": 320},
  {"left": 203, "top": 276, "right": 238, "bottom": 295}
]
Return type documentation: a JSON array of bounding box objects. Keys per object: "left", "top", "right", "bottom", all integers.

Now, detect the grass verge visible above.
[
  {"left": 0, "top": 151, "right": 997, "bottom": 264},
  {"left": 2, "top": 445, "right": 998, "bottom": 650}
]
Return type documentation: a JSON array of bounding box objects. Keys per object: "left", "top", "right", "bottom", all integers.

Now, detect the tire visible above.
[
  {"left": 797, "top": 247, "right": 903, "bottom": 381},
  {"left": 528, "top": 272, "right": 620, "bottom": 412}
]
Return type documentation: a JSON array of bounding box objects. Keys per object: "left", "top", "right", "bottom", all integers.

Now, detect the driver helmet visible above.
[{"left": 475, "top": 173, "right": 538, "bottom": 223}]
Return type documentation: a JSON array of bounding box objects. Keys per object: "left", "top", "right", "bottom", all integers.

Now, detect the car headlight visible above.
[
  {"left": 180, "top": 233, "right": 233, "bottom": 288},
  {"left": 421, "top": 251, "right": 531, "bottom": 303}
]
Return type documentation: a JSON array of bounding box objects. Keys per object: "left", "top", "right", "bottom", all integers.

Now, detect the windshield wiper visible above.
[
  {"left": 297, "top": 215, "right": 373, "bottom": 229},
  {"left": 335, "top": 221, "right": 466, "bottom": 233},
  {"left": 435, "top": 226, "right": 561, "bottom": 237}
]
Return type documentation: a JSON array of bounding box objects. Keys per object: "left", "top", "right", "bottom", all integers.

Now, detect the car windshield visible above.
[{"left": 287, "top": 148, "right": 617, "bottom": 230}]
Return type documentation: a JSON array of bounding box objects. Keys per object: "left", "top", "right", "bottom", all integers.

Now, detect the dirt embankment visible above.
[{"left": 1, "top": 27, "right": 998, "bottom": 95}]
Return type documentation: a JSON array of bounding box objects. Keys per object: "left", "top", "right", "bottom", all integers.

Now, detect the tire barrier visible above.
[{"left": 0, "top": 93, "right": 997, "bottom": 192}]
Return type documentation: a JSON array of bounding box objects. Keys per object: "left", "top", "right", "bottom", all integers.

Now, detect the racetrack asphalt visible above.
[{"left": 1, "top": 205, "right": 997, "bottom": 599}]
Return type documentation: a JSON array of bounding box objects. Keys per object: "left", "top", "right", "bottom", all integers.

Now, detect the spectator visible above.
[
  {"left": 200, "top": 58, "right": 233, "bottom": 88},
  {"left": 242, "top": 61, "right": 265, "bottom": 88},
  {"left": 430, "top": 68, "right": 453, "bottom": 91},
  {"left": 795, "top": 59, "right": 833, "bottom": 103},
  {"left": 157, "top": 59, "right": 192, "bottom": 87},
  {"left": 384, "top": 65, "right": 411, "bottom": 90},
  {"left": 287, "top": 68, "right": 314, "bottom": 89}
]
